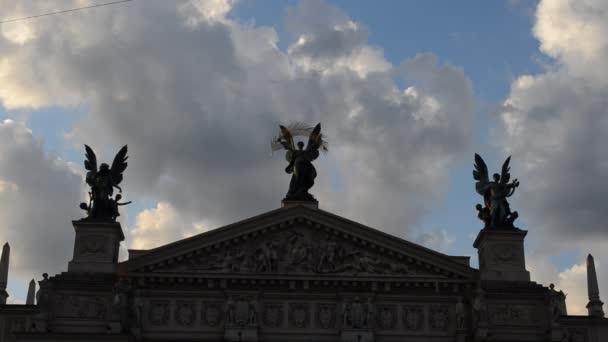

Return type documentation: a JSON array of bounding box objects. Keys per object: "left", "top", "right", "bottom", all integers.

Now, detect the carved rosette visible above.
[
  {"left": 429, "top": 305, "right": 449, "bottom": 331},
  {"left": 175, "top": 301, "right": 195, "bottom": 326},
  {"left": 149, "top": 301, "right": 170, "bottom": 326},
  {"left": 263, "top": 303, "right": 284, "bottom": 328},
  {"left": 316, "top": 303, "right": 336, "bottom": 329},
  {"left": 289, "top": 303, "right": 309, "bottom": 328},
  {"left": 403, "top": 305, "right": 424, "bottom": 331},
  {"left": 202, "top": 302, "right": 222, "bottom": 327},
  {"left": 376, "top": 305, "right": 396, "bottom": 330}
]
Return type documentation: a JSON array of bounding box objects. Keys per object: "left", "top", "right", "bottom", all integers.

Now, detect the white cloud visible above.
[
  {"left": 130, "top": 201, "right": 209, "bottom": 250},
  {"left": 498, "top": 0, "right": 608, "bottom": 315},
  {"left": 0, "top": 119, "right": 83, "bottom": 292}
]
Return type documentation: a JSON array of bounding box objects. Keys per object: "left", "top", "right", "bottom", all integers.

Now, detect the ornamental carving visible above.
[
  {"left": 429, "top": 305, "right": 449, "bottom": 331},
  {"left": 169, "top": 227, "right": 426, "bottom": 277},
  {"left": 492, "top": 243, "right": 516, "bottom": 263},
  {"left": 55, "top": 294, "right": 106, "bottom": 319},
  {"left": 403, "top": 305, "right": 424, "bottom": 331},
  {"left": 290, "top": 303, "right": 309, "bottom": 328},
  {"left": 567, "top": 328, "right": 589, "bottom": 342},
  {"left": 175, "top": 301, "right": 195, "bottom": 326},
  {"left": 202, "top": 302, "right": 222, "bottom": 326},
  {"left": 77, "top": 235, "right": 106, "bottom": 256},
  {"left": 488, "top": 304, "right": 535, "bottom": 326},
  {"left": 376, "top": 305, "right": 396, "bottom": 330},
  {"left": 263, "top": 303, "right": 284, "bottom": 328},
  {"left": 225, "top": 296, "right": 258, "bottom": 326},
  {"left": 316, "top": 303, "right": 336, "bottom": 329},
  {"left": 149, "top": 301, "right": 170, "bottom": 326}
]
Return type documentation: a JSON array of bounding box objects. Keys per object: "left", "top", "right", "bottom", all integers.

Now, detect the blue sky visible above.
[{"left": 1, "top": 0, "right": 606, "bottom": 314}]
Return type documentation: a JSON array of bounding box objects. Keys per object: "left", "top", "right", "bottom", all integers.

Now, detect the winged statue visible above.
[
  {"left": 79, "top": 145, "right": 131, "bottom": 221},
  {"left": 473, "top": 154, "right": 520, "bottom": 228},
  {"left": 271, "top": 122, "right": 328, "bottom": 202}
]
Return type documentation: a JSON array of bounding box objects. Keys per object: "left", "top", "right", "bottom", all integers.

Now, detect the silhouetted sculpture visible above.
[
  {"left": 473, "top": 154, "right": 520, "bottom": 228},
  {"left": 79, "top": 145, "right": 131, "bottom": 221},
  {"left": 271, "top": 122, "right": 328, "bottom": 202}
]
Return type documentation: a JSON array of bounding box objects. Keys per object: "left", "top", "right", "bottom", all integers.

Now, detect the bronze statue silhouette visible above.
[
  {"left": 79, "top": 145, "right": 131, "bottom": 221},
  {"left": 473, "top": 154, "right": 520, "bottom": 228},
  {"left": 271, "top": 122, "right": 328, "bottom": 202}
]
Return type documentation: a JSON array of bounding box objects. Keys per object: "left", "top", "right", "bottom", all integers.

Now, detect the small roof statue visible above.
[{"left": 271, "top": 122, "right": 328, "bottom": 203}]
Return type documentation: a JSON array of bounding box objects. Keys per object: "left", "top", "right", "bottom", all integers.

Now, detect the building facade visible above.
[{"left": 0, "top": 201, "right": 606, "bottom": 341}]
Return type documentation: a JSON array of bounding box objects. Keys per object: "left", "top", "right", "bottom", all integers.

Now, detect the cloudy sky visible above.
[{"left": 0, "top": 0, "right": 606, "bottom": 314}]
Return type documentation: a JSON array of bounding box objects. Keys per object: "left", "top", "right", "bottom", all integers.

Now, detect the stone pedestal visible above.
[
  {"left": 67, "top": 220, "right": 124, "bottom": 273},
  {"left": 473, "top": 228, "right": 530, "bottom": 282},
  {"left": 281, "top": 199, "right": 318, "bottom": 209},
  {"left": 340, "top": 329, "right": 374, "bottom": 342},
  {"left": 224, "top": 325, "right": 258, "bottom": 341}
]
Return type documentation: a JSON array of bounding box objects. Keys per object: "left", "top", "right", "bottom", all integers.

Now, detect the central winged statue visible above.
[
  {"left": 473, "top": 154, "right": 520, "bottom": 228},
  {"left": 271, "top": 122, "right": 328, "bottom": 202},
  {"left": 79, "top": 145, "right": 131, "bottom": 221}
]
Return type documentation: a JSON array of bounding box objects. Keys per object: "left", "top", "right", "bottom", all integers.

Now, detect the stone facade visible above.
[{"left": 1, "top": 204, "right": 607, "bottom": 341}]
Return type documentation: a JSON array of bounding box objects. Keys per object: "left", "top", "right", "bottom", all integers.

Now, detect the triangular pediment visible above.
[{"left": 120, "top": 205, "right": 477, "bottom": 280}]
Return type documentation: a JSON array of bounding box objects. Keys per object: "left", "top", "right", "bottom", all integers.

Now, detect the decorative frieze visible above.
[
  {"left": 403, "top": 305, "right": 425, "bottom": 331},
  {"left": 202, "top": 301, "right": 223, "bottom": 326},
  {"left": 289, "top": 303, "right": 310, "bottom": 328},
  {"left": 316, "top": 303, "right": 336, "bottom": 329},
  {"left": 174, "top": 301, "right": 196, "bottom": 326},
  {"left": 148, "top": 300, "right": 170, "bottom": 326},
  {"left": 429, "top": 305, "right": 449, "bottom": 331},
  {"left": 263, "top": 302, "right": 284, "bottom": 328},
  {"left": 376, "top": 305, "right": 397, "bottom": 330},
  {"left": 54, "top": 294, "right": 107, "bottom": 319}
]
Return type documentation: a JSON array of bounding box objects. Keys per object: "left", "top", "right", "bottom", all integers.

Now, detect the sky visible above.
[{"left": 0, "top": 0, "right": 606, "bottom": 315}]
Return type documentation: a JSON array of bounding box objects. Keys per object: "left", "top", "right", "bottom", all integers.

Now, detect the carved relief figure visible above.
[
  {"left": 472, "top": 287, "right": 488, "bottom": 327},
  {"left": 455, "top": 297, "right": 466, "bottom": 330}
]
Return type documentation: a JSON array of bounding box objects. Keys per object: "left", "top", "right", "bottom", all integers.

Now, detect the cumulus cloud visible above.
[
  {"left": 0, "top": 0, "right": 474, "bottom": 292},
  {"left": 130, "top": 201, "right": 207, "bottom": 250},
  {"left": 0, "top": 119, "right": 83, "bottom": 287},
  {"left": 498, "top": 0, "right": 608, "bottom": 311}
]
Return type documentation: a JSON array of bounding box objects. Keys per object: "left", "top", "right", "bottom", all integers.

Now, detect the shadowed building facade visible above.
[
  {"left": 0, "top": 145, "right": 607, "bottom": 341},
  {"left": 0, "top": 200, "right": 607, "bottom": 342}
]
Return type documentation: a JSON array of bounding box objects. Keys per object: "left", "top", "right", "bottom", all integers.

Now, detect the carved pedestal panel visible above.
[
  {"left": 474, "top": 228, "right": 530, "bottom": 282},
  {"left": 340, "top": 328, "right": 374, "bottom": 342},
  {"left": 68, "top": 220, "right": 124, "bottom": 273}
]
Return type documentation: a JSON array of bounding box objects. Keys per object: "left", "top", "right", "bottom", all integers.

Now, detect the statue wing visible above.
[
  {"left": 110, "top": 145, "right": 128, "bottom": 186},
  {"left": 499, "top": 156, "right": 511, "bottom": 185},
  {"left": 473, "top": 153, "right": 489, "bottom": 195},
  {"left": 305, "top": 123, "right": 328, "bottom": 154},
  {"left": 84, "top": 145, "right": 98, "bottom": 173}
]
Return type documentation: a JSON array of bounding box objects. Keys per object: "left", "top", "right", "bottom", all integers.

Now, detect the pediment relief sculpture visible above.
[{"left": 151, "top": 225, "right": 441, "bottom": 277}]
